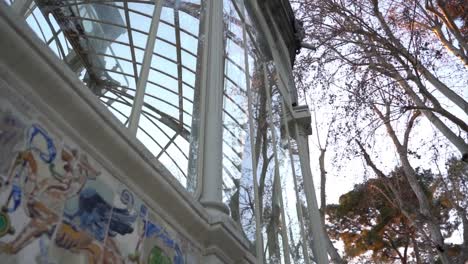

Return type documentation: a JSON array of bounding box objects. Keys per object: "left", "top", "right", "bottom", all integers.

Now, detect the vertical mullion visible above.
[
  {"left": 174, "top": 4, "right": 184, "bottom": 128},
  {"left": 186, "top": 1, "right": 204, "bottom": 194},
  {"left": 263, "top": 63, "right": 291, "bottom": 264},
  {"left": 240, "top": 2, "right": 264, "bottom": 262},
  {"left": 128, "top": 0, "right": 164, "bottom": 134},
  {"left": 122, "top": 0, "right": 140, "bottom": 126},
  {"left": 196, "top": 0, "right": 228, "bottom": 212},
  {"left": 294, "top": 121, "right": 330, "bottom": 264},
  {"left": 280, "top": 99, "right": 311, "bottom": 264}
]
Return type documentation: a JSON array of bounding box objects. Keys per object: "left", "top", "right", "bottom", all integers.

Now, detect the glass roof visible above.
[
  {"left": 3, "top": 1, "right": 323, "bottom": 261},
  {"left": 5, "top": 0, "right": 203, "bottom": 186}
]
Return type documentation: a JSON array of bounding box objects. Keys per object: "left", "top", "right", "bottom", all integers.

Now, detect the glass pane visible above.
[{"left": 19, "top": 0, "right": 203, "bottom": 189}]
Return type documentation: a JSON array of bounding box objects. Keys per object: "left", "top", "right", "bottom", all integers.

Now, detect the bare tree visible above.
[{"left": 294, "top": 0, "right": 468, "bottom": 154}]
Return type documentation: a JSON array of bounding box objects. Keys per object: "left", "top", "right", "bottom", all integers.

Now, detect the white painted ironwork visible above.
[
  {"left": 280, "top": 99, "right": 311, "bottom": 264},
  {"left": 128, "top": 0, "right": 164, "bottom": 134},
  {"left": 3, "top": 1, "right": 332, "bottom": 263},
  {"left": 196, "top": 0, "right": 228, "bottom": 214}
]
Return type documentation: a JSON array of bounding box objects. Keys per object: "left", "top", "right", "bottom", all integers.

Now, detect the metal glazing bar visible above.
[
  {"left": 225, "top": 76, "right": 247, "bottom": 94},
  {"left": 293, "top": 122, "right": 329, "bottom": 264},
  {"left": 87, "top": 51, "right": 196, "bottom": 75},
  {"left": 56, "top": 0, "right": 200, "bottom": 20},
  {"left": 79, "top": 4, "right": 132, "bottom": 104},
  {"left": 222, "top": 152, "right": 242, "bottom": 173},
  {"left": 223, "top": 93, "right": 248, "bottom": 116},
  {"left": 144, "top": 92, "right": 192, "bottom": 116},
  {"left": 137, "top": 124, "right": 188, "bottom": 180},
  {"left": 100, "top": 90, "right": 133, "bottom": 124},
  {"left": 123, "top": 0, "right": 140, "bottom": 88},
  {"left": 222, "top": 123, "right": 244, "bottom": 146},
  {"left": 263, "top": 63, "right": 291, "bottom": 264},
  {"left": 222, "top": 163, "right": 237, "bottom": 179},
  {"left": 229, "top": 0, "right": 261, "bottom": 56},
  {"left": 174, "top": 3, "right": 184, "bottom": 127},
  {"left": 128, "top": 0, "right": 164, "bottom": 134},
  {"left": 146, "top": 80, "right": 194, "bottom": 102},
  {"left": 280, "top": 100, "right": 311, "bottom": 264},
  {"left": 223, "top": 109, "right": 246, "bottom": 130},
  {"left": 156, "top": 132, "right": 179, "bottom": 159},
  {"left": 30, "top": 9, "right": 48, "bottom": 43},
  {"left": 138, "top": 119, "right": 188, "bottom": 178},
  {"left": 142, "top": 109, "right": 189, "bottom": 146},
  {"left": 108, "top": 80, "right": 191, "bottom": 141},
  {"left": 241, "top": 4, "right": 264, "bottom": 262},
  {"left": 69, "top": 14, "right": 200, "bottom": 57},
  {"left": 46, "top": 28, "right": 62, "bottom": 45},
  {"left": 100, "top": 99, "right": 129, "bottom": 118},
  {"left": 78, "top": 33, "right": 198, "bottom": 68},
  {"left": 222, "top": 138, "right": 243, "bottom": 160}
]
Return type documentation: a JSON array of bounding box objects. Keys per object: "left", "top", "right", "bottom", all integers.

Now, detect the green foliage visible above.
[
  {"left": 327, "top": 168, "right": 422, "bottom": 262},
  {"left": 326, "top": 162, "right": 468, "bottom": 263}
]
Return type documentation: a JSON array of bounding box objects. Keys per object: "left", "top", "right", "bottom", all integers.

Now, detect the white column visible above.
[
  {"left": 294, "top": 120, "right": 329, "bottom": 264},
  {"left": 196, "top": 0, "right": 228, "bottom": 215}
]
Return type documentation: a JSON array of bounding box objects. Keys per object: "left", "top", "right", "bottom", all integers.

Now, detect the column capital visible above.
[{"left": 281, "top": 104, "right": 312, "bottom": 142}]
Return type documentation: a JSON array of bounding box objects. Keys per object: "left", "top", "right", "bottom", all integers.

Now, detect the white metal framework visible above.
[
  {"left": 3, "top": 0, "right": 330, "bottom": 263},
  {"left": 7, "top": 0, "right": 203, "bottom": 186}
]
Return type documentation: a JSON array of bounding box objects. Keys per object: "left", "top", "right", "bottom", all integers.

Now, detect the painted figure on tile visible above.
[
  {"left": 129, "top": 204, "right": 148, "bottom": 263},
  {"left": 0, "top": 123, "right": 57, "bottom": 244},
  {"left": 0, "top": 109, "right": 189, "bottom": 264},
  {"left": 105, "top": 189, "right": 149, "bottom": 264},
  {"left": 1, "top": 125, "right": 56, "bottom": 213},
  {"left": 0, "top": 119, "right": 107, "bottom": 264},
  {"left": 58, "top": 180, "right": 141, "bottom": 263},
  {"left": 0, "top": 111, "right": 27, "bottom": 247},
  {"left": 143, "top": 218, "right": 184, "bottom": 264},
  {"left": 148, "top": 246, "right": 172, "bottom": 264}
]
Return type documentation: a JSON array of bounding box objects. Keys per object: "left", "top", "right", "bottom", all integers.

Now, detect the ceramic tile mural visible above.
[
  {"left": 0, "top": 92, "right": 201, "bottom": 264},
  {"left": 143, "top": 211, "right": 183, "bottom": 264},
  {"left": 103, "top": 182, "right": 148, "bottom": 264}
]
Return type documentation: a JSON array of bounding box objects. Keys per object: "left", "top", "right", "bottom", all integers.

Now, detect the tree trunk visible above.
[
  {"left": 411, "top": 232, "right": 422, "bottom": 264},
  {"left": 318, "top": 147, "right": 346, "bottom": 264},
  {"left": 369, "top": 58, "right": 468, "bottom": 155},
  {"left": 267, "top": 181, "right": 281, "bottom": 263},
  {"left": 319, "top": 148, "right": 326, "bottom": 214},
  {"left": 373, "top": 104, "right": 451, "bottom": 264}
]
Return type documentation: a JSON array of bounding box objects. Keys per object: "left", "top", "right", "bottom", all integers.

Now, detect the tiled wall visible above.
[{"left": 0, "top": 84, "right": 201, "bottom": 264}]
